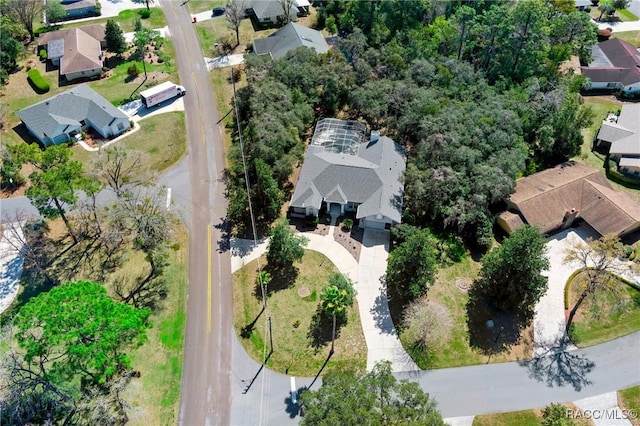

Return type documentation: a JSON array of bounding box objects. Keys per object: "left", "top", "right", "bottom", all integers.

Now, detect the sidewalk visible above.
[{"left": 230, "top": 228, "right": 415, "bottom": 372}]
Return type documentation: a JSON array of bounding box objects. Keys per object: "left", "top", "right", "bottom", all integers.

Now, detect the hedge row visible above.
[{"left": 27, "top": 69, "right": 50, "bottom": 93}]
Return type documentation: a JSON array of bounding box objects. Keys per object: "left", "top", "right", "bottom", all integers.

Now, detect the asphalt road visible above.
[{"left": 159, "top": 2, "right": 233, "bottom": 425}]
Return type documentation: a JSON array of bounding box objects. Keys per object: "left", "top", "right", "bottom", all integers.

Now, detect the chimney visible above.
[{"left": 562, "top": 208, "right": 579, "bottom": 229}]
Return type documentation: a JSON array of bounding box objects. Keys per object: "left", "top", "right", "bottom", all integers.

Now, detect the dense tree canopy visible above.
[
  {"left": 2, "top": 281, "right": 149, "bottom": 424},
  {"left": 386, "top": 228, "right": 438, "bottom": 299},
  {"left": 228, "top": 0, "right": 595, "bottom": 246},
  {"left": 300, "top": 361, "right": 445, "bottom": 425},
  {"left": 475, "top": 226, "right": 550, "bottom": 317}
]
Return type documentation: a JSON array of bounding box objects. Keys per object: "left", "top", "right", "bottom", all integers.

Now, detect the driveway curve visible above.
[{"left": 230, "top": 227, "right": 417, "bottom": 373}]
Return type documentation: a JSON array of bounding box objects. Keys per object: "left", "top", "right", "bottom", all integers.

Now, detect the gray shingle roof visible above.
[
  {"left": 599, "top": 104, "right": 640, "bottom": 156},
  {"left": 253, "top": 22, "right": 329, "bottom": 60},
  {"left": 290, "top": 122, "right": 406, "bottom": 222},
  {"left": 17, "top": 84, "right": 128, "bottom": 142},
  {"left": 246, "top": 0, "right": 297, "bottom": 20}
]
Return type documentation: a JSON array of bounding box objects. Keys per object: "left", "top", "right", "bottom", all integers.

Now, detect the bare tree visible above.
[
  {"left": 1, "top": 210, "right": 55, "bottom": 286},
  {"left": 402, "top": 299, "right": 452, "bottom": 353},
  {"left": 278, "top": 0, "right": 296, "bottom": 25},
  {"left": 563, "top": 233, "right": 627, "bottom": 335},
  {"left": 225, "top": 0, "right": 246, "bottom": 48},
  {"left": 92, "top": 147, "right": 154, "bottom": 197},
  {"left": 4, "top": 0, "right": 42, "bottom": 42}
]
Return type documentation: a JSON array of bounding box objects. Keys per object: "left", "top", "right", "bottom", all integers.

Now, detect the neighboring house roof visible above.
[
  {"left": 597, "top": 104, "right": 640, "bottom": 156},
  {"left": 504, "top": 161, "right": 640, "bottom": 236},
  {"left": 60, "top": 28, "right": 102, "bottom": 75},
  {"left": 581, "top": 38, "right": 640, "bottom": 87},
  {"left": 246, "top": 0, "right": 297, "bottom": 20},
  {"left": 507, "top": 161, "right": 612, "bottom": 234},
  {"left": 253, "top": 22, "right": 329, "bottom": 60},
  {"left": 575, "top": 0, "right": 591, "bottom": 7},
  {"left": 290, "top": 119, "right": 406, "bottom": 223},
  {"left": 38, "top": 24, "right": 105, "bottom": 46},
  {"left": 620, "top": 157, "right": 640, "bottom": 168},
  {"left": 17, "top": 84, "right": 128, "bottom": 142},
  {"left": 38, "top": 24, "right": 105, "bottom": 77},
  {"left": 580, "top": 180, "right": 640, "bottom": 236},
  {"left": 61, "top": 0, "right": 96, "bottom": 11}
]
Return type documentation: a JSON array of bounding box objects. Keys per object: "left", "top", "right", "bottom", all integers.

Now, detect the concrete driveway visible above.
[{"left": 534, "top": 225, "right": 598, "bottom": 356}]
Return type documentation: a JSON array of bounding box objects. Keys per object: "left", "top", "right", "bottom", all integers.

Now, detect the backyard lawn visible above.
[
  {"left": 568, "top": 271, "right": 640, "bottom": 347},
  {"left": 613, "top": 32, "right": 640, "bottom": 46},
  {"left": 36, "top": 7, "right": 167, "bottom": 34},
  {"left": 232, "top": 251, "right": 367, "bottom": 377}
]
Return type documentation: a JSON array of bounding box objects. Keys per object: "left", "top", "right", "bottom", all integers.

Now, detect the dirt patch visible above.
[
  {"left": 297, "top": 285, "right": 311, "bottom": 298},
  {"left": 128, "top": 71, "right": 170, "bottom": 85},
  {"left": 456, "top": 277, "right": 472, "bottom": 292}
]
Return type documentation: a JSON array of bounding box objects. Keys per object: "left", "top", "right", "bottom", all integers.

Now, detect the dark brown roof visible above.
[
  {"left": 508, "top": 162, "right": 612, "bottom": 234},
  {"left": 601, "top": 38, "right": 640, "bottom": 68},
  {"left": 580, "top": 180, "right": 640, "bottom": 235}
]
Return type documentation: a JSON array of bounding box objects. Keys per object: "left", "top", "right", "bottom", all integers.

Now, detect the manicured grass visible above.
[
  {"left": 70, "top": 111, "right": 187, "bottom": 173},
  {"left": 37, "top": 8, "right": 166, "bottom": 34},
  {"left": 619, "top": 385, "right": 640, "bottom": 426},
  {"left": 473, "top": 404, "right": 593, "bottom": 426},
  {"left": 195, "top": 15, "right": 265, "bottom": 55},
  {"left": 568, "top": 271, "right": 640, "bottom": 347},
  {"left": 232, "top": 251, "right": 367, "bottom": 376},
  {"left": 398, "top": 254, "right": 534, "bottom": 369},
  {"left": 613, "top": 32, "right": 640, "bottom": 46},
  {"left": 473, "top": 409, "right": 541, "bottom": 426},
  {"left": 618, "top": 9, "right": 639, "bottom": 22},
  {"left": 124, "top": 226, "right": 188, "bottom": 425},
  {"left": 188, "top": 0, "right": 226, "bottom": 14},
  {"left": 90, "top": 38, "right": 179, "bottom": 106}
]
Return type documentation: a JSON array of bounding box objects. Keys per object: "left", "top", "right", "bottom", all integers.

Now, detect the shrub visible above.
[
  {"left": 39, "top": 49, "right": 47, "bottom": 60},
  {"left": 94, "top": 0, "right": 101, "bottom": 16},
  {"left": 624, "top": 245, "right": 634, "bottom": 259},
  {"left": 292, "top": 319, "right": 301, "bottom": 328},
  {"left": 134, "top": 19, "right": 142, "bottom": 32},
  {"left": 27, "top": 69, "right": 50, "bottom": 93},
  {"left": 138, "top": 8, "right": 151, "bottom": 19},
  {"left": 127, "top": 63, "right": 140, "bottom": 78},
  {"left": 304, "top": 215, "right": 319, "bottom": 226},
  {"left": 342, "top": 218, "right": 353, "bottom": 231}
]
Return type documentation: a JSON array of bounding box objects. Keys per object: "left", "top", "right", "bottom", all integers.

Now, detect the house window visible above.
[
  {"left": 117, "top": 122, "right": 124, "bottom": 130},
  {"left": 606, "top": 82, "right": 617, "bottom": 88},
  {"left": 264, "top": 16, "right": 271, "bottom": 21}
]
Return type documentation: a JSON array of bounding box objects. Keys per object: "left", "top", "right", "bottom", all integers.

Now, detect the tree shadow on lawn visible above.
[
  {"left": 253, "top": 264, "right": 299, "bottom": 299},
  {"left": 466, "top": 284, "right": 532, "bottom": 355},
  {"left": 307, "top": 305, "right": 347, "bottom": 350}
]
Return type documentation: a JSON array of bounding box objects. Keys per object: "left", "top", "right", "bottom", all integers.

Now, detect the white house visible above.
[
  {"left": 289, "top": 119, "right": 407, "bottom": 230},
  {"left": 17, "top": 85, "right": 130, "bottom": 146},
  {"left": 596, "top": 104, "right": 640, "bottom": 176}
]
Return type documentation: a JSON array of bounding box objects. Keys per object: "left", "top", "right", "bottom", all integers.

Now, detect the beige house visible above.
[
  {"left": 38, "top": 24, "right": 105, "bottom": 82},
  {"left": 498, "top": 161, "right": 640, "bottom": 237}
]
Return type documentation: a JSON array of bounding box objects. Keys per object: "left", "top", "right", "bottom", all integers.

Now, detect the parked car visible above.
[{"left": 212, "top": 6, "right": 225, "bottom": 16}]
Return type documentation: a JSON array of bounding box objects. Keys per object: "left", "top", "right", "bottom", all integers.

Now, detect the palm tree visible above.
[
  {"left": 320, "top": 274, "right": 356, "bottom": 354},
  {"left": 256, "top": 269, "right": 271, "bottom": 309}
]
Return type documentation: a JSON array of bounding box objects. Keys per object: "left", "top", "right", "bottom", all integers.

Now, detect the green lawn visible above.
[
  {"left": 618, "top": 9, "right": 639, "bottom": 22},
  {"left": 613, "top": 32, "right": 640, "bottom": 46},
  {"left": 70, "top": 111, "right": 186, "bottom": 173},
  {"left": 37, "top": 8, "right": 166, "bottom": 34},
  {"left": 232, "top": 251, "right": 367, "bottom": 376},
  {"left": 194, "top": 14, "right": 265, "bottom": 56},
  {"left": 187, "top": 0, "right": 226, "bottom": 14},
  {"left": 568, "top": 272, "right": 640, "bottom": 347},
  {"left": 473, "top": 410, "right": 541, "bottom": 426},
  {"left": 120, "top": 227, "right": 188, "bottom": 425},
  {"left": 619, "top": 385, "right": 640, "bottom": 426},
  {"left": 577, "top": 97, "right": 622, "bottom": 170}
]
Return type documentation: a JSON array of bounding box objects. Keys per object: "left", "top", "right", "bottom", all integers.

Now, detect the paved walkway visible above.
[
  {"left": 230, "top": 228, "right": 415, "bottom": 372},
  {"left": 0, "top": 223, "right": 25, "bottom": 314},
  {"left": 574, "top": 392, "right": 632, "bottom": 426}
]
